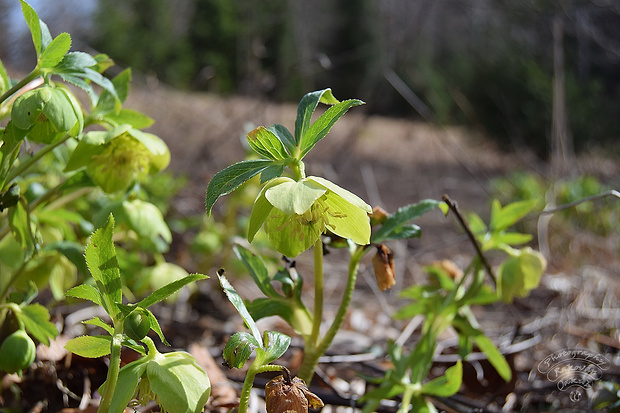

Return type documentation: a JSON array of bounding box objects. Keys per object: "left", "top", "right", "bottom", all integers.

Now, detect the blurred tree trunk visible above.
[{"left": 550, "top": 15, "right": 574, "bottom": 176}]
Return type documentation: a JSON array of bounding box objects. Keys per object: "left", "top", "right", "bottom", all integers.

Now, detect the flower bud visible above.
[
  {"left": 372, "top": 244, "right": 395, "bottom": 291},
  {"left": 265, "top": 374, "right": 323, "bottom": 413},
  {"left": 369, "top": 206, "right": 389, "bottom": 226}
]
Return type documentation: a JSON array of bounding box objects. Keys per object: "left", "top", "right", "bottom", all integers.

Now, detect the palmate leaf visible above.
[
  {"left": 372, "top": 199, "right": 441, "bottom": 243},
  {"left": 206, "top": 159, "right": 275, "bottom": 215}
]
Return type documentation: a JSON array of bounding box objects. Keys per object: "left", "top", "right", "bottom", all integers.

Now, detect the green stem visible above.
[
  {"left": 237, "top": 360, "right": 285, "bottom": 413},
  {"left": 310, "top": 239, "right": 324, "bottom": 347},
  {"left": 298, "top": 244, "right": 367, "bottom": 384},
  {"left": 0, "top": 69, "right": 40, "bottom": 106},
  {"left": 398, "top": 385, "right": 416, "bottom": 413},
  {"left": 97, "top": 329, "right": 124, "bottom": 413},
  {"left": 4, "top": 133, "right": 72, "bottom": 191}
]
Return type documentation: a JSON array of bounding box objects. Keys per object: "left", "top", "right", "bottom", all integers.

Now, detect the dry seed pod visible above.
[
  {"left": 369, "top": 206, "right": 389, "bottom": 226},
  {"left": 372, "top": 244, "right": 395, "bottom": 291},
  {"left": 265, "top": 374, "right": 323, "bottom": 413}
]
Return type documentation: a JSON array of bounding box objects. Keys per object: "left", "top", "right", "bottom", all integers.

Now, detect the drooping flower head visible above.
[{"left": 248, "top": 176, "right": 372, "bottom": 257}]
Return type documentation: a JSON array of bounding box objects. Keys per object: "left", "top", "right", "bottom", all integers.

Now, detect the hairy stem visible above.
[{"left": 237, "top": 360, "right": 285, "bottom": 413}]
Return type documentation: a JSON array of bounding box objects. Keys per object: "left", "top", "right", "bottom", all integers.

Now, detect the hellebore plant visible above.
[
  {"left": 64, "top": 216, "right": 210, "bottom": 413},
  {"left": 206, "top": 89, "right": 441, "bottom": 385}
]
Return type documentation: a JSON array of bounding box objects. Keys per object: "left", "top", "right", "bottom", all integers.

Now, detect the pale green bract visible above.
[
  {"left": 248, "top": 176, "right": 372, "bottom": 257},
  {"left": 105, "top": 350, "right": 211, "bottom": 413}
]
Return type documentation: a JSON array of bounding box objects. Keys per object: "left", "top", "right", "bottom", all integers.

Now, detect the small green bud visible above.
[
  {"left": 0, "top": 329, "right": 36, "bottom": 374},
  {"left": 124, "top": 308, "right": 151, "bottom": 341}
]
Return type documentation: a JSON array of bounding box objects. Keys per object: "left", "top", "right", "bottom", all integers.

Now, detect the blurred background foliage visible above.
[{"left": 1, "top": 0, "right": 618, "bottom": 156}]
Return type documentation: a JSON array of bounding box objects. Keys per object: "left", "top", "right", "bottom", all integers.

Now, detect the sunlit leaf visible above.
[
  {"left": 294, "top": 89, "right": 338, "bottom": 145},
  {"left": 246, "top": 126, "right": 290, "bottom": 160},
  {"left": 262, "top": 330, "right": 291, "bottom": 364},
  {"left": 222, "top": 331, "right": 260, "bottom": 369},
  {"left": 233, "top": 244, "right": 278, "bottom": 298},
  {"left": 64, "top": 335, "right": 111, "bottom": 358},
  {"left": 19, "top": 0, "right": 42, "bottom": 56},
  {"left": 39, "top": 32, "right": 71, "bottom": 69},
  {"left": 19, "top": 303, "right": 58, "bottom": 346},
  {"left": 420, "top": 361, "right": 462, "bottom": 396},
  {"left": 372, "top": 199, "right": 440, "bottom": 243},
  {"left": 219, "top": 273, "right": 262, "bottom": 345}
]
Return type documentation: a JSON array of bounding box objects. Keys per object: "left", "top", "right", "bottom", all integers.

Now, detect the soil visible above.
[{"left": 2, "top": 83, "right": 619, "bottom": 412}]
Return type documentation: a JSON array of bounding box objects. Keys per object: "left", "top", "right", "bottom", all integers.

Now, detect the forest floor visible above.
[{"left": 5, "top": 84, "right": 620, "bottom": 412}]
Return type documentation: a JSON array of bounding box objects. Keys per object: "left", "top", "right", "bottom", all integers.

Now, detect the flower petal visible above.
[
  {"left": 322, "top": 192, "right": 371, "bottom": 245},
  {"left": 264, "top": 211, "right": 322, "bottom": 257},
  {"left": 307, "top": 176, "right": 371, "bottom": 213},
  {"left": 248, "top": 177, "right": 289, "bottom": 242},
  {"left": 148, "top": 352, "right": 211, "bottom": 413},
  {"left": 266, "top": 179, "right": 325, "bottom": 215}
]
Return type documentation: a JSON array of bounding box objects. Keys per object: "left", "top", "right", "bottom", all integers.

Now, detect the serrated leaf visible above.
[
  {"left": 421, "top": 361, "right": 462, "bottom": 396},
  {"left": 294, "top": 89, "right": 338, "bottom": 145},
  {"left": 268, "top": 124, "right": 296, "bottom": 154},
  {"left": 262, "top": 330, "right": 291, "bottom": 364},
  {"left": 222, "top": 332, "right": 260, "bottom": 369},
  {"left": 299, "top": 98, "right": 364, "bottom": 158},
  {"left": 247, "top": 126, "right": 290, "bottom": 160},
  {"left": 218, "top": 273, "right": 262, "bottom": 346},
  {"left": 84, "top": 214, "right": 121, "bottom": 319},
  {"left": 20, "top": 0, "right": 42, "bottom": 56},
  {"left": 66, "top": 284, "right": 103, "bottom": 307},
  {"left": 83, "top": 317, "right": 114, "bottom": 335},
  {"left": 39, "top": 32, "right": 71, "bottom": 69},
  {"left": 138, "top": 273, "right": 208, "bottom": 309},
  {"left": 0, "top": 58, "right": 9, "bottom": 95},
  {"left": 65, "top": 335, "right": 112, "bottom": 358},
  {"left": 372, "top": 199, "right": 440, "bottom": 243},
  {"left": 205, "top": 159, "right": 275, "bottom": 215},
  {"left": 103, "top": 108, "right": 154, "bottom": 129},
  {"left": 54, "top": 52, "right": 97, "bottom": 72},
  {"left": 233, "top": 245, "right": 278, "bottom": 298}
]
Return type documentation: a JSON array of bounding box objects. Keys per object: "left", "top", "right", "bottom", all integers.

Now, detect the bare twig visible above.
[{"left": 442, "top": 194, "right": 497, "bottom": 287}]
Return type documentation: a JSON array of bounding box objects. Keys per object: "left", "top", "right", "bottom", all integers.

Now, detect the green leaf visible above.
[
  {"left": 65, "top": 335, "right": 112, "bottom": 358},
  {"left": 19, "top": 303, "right": 58, "bottom": 346},
  {"left": 53, "top": 52, "right": 97, "bottom": 73},
  {"left": 9, "top": 199, "right": 36, "bottom": 260},
  {"left": 46, "top": 241, "right": 88, "bottom": 276},
  {"left": 490, "top": 199, "right": 537, "bottom": 232},
  {"left": 83, "top": 317, "right": 113, "bottom": 335},
  {"left": 294, "top": 89, "right": 338, "bottom": 145},
  {"left": 0, "top": 123, "right": 26, "bottom": 189},
  {"left": 39, "top": 32, "right": 71, "bottom": 69},
  {"left": 66, "top": 284, "right": 103, "bottom": 307},
  {"left": 233, "top": 245, "right": 278, "bottom": 298},
  {"left": 420, "top": 361, "right": 462, "bottom": 397},
  {"left": 205, "top": 159, "right": 275, "bottom": 215},
  {"left": 92, "top": 68, "right": 131, "bottom": 116},
  {"left": 0, "top": 58, "right": 9, "bottom": 95},
  {"left": 259, "top": 163, "right": 285, "bottom": 184},
  {"left": 262, "top": 330, "right": 291, "bottom": 364},
  {"left": 246, "top": 126, "right": 290, "bottom": 160},
  {"left": 268, "top": 124, "right": 296, "bottom": 154},
  {"left": 138, "top": 273, "right": 208, "bottom": 309},
  {"left": 19, "top": 0, "right": 42, "bottom": 56},
  {"left": 218, "top": 273, "right": 262, "bottom": 346},
  {"left": 84, "top": 214, "right": 122, "bottom": 319},
  {"left": 103, "top": 108, "right": 154, "bottom": 129},
  {"left": 453, "top": 318, "right": 512, "bottom": 382},
  {"left": 222, "top": 331, "right": 260, "bottom": 369},
  {"left": 144, "top": 308, "right": 169, "bottom": 346},
  {"left": 299, "top": 99, "right": 364, "bottom": 158},
  {"left": 123, "top": 199, "right": 172, "bottom": 244},
  {"left": 497, "top": 247, "right": 546, "bottom": 303},
  {"left": 372, "top": 199, "right": 440, "bottom": 243}
]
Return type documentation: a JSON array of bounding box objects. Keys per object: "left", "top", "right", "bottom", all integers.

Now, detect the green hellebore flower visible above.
[
  {"left": 249, "top": 176, "right": 372, "bottom": 257},
  {"left": 11, "top": 85, "right": 83, "bottom": 144},
  {"left": 65, "top": 125, "right": 170, "bottom": 193},
  {"left": 105, "top": 350, "right": 211, "bottom": 413}
]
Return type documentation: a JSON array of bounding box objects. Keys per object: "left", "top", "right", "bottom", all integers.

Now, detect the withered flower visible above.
[
  {"left": 372, "top": 244, "right": 395, "bottom": 291},
  {"left": 265, "top": 373, "right": 323, "bottom": 413},
  {"left": 369, "top": 206, "right": 389, "bottom": 226}
]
